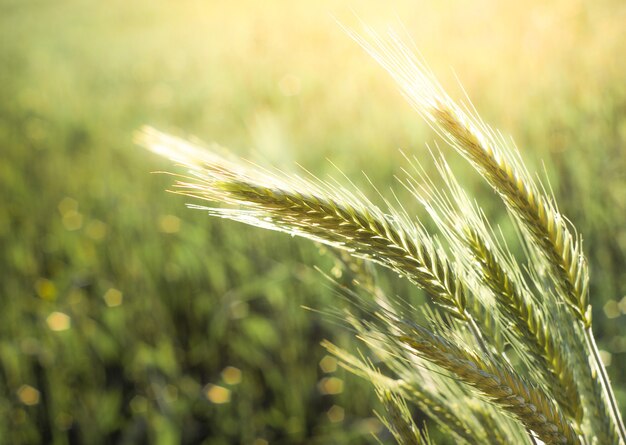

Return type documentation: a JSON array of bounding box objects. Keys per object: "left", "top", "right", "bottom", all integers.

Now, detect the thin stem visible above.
[
  {"left": 466, "top": 313, "right": 490, "bottom": 356},
  {"left": 585, "top": 327, "right": 626, "bottom": 444}
]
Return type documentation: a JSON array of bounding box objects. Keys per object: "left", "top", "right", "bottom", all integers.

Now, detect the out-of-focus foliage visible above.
[{"left": 0, "top": 0, "right": 624, "bottom": 444}]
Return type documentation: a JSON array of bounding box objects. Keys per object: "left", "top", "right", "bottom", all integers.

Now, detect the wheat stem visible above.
[{"left": 585, "top": 328, "right": 626, "bottom": 444}]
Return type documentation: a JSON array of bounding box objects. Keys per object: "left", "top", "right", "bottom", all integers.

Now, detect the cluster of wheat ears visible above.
[{"left": 138, "top": 26, "right": 624, "bottom": 445}]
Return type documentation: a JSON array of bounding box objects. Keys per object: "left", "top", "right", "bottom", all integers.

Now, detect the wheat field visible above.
[{"left": 1, "top": 0, "right": 625, "bottom": 444}]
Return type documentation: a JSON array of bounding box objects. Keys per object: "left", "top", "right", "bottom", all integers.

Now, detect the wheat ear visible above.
[
  {"left": 399, "top": 327, "right": 579, "bottom": 445},
  {"left": 349, "top": 27, "right": 625, "bottom": 443},
  {"left": 402, "top": 154, "right": 581, "bottom": 422},
  {"left": 323, "top": 340, "right": 491, "bottom": 444},
  {"left": 463, "top": 226, "right": 581, "bottom": 420},
  {"left": 375, "top": 388, "right": 433, "bottom": 445},
  {"left": 138, "top": 127, "right": 492, "bottom": 346},
  {"left": 347, "top": 26, "right": 589, "bottom": 326}
]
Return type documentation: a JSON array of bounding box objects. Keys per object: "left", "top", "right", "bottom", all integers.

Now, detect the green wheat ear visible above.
[
  {"left": 139, "top": 24, "right": 624, "bottom": 445},
  {"left": 347, "top": 26, "right": 624, "bottom": 445}
]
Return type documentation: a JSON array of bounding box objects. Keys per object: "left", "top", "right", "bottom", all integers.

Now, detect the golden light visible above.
[
  {"left": 103, "top": 288, "right": 123, "bottom": 307},
  {"left": 17, "top": 385, "right": 40, "bottom": 406},
  {"left": 46, "top": 311, "right": 71, "bottom": 331},
  {"left": 206, "top": 384, "right": 231, "bottom": 404},
  {"left": 319, "top": 355, "right": 337, "bottom": 373},
  {"left": 327, "top": 405, "right": 344, "bottom": 423},
  {"left": 221, "top": 366, "right": 242, "bottom": 385},
  {"left": 318, "top": 377, "right": 343, "bottom": 395}
]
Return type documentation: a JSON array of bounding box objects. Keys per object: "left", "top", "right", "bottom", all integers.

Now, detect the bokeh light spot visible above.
[
  {"left": 35, "top": 278, "right": 57, "bottom": 301},
  {"left": 603, "top": 300, "right": 620, "bottom": 319},
  {"left": 158, "top": 214, "right": 181, "bottom": 233},
  {"left": 103, "top": 288, "right": 123, "bottom": 307},
  {"left": 62, "top": 210, "right": 83, "bottom": 231},
  {"left": 46, "top": 312, "right": 71, "bottom": 331},
  {"left": 327, "top": 405, "right": 344, "bottom": 423},
  {"left": 206, "top": 384, "right": 231, "bottom": 404},
  {"left": 130, "top": 395, "right": 148, "bottom": 414},
  {"left": 356, "top": 417, "right": 384, "bottom": 434},
  {"left": 318, "top": 377, "right": 343, "bottom": 395},
  {"left": 86, "top": 220, "right": 108, "bottom": 240},
  {"left": 319, "top": 355, "right": 337, "bottom": 373},
  {"left": 17, "top": 385, "right": 40, "bottom": 406},
  {"left": 58, "top": 197, "right": 82, "bottom": 231},
  {"left": 58, "top": 197, "right": 78, "bottom": 215},
  {"left": 222, "top": 366, "right": 242, "bottom": 385},
  {"left": 618, "top": 296, "right": 626, "bottom": 314},
  {"left": 599, "top": 350, "right": 612, "bottom": 367}
]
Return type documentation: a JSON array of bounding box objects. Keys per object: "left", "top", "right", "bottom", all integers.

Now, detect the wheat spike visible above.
[
  {"left": 375, "top": 388, "right": 433, "bottom": 445},
  {"left": 139, "top": 127, "right": 482, "bottom": 328},
  {"left": 322, "top": 340, "right": 482, "bottom": 444},
  {"left": 463, "top": 226, "right": 581, "bottom": 421},
  {"left": 348, "top": 27, "right": 624, "bottom": 443},
  {"left": 402, "top": 153, "right": 581, "bottom": 422},
  {"left": 399, "top": 327, "right": 579, "bottom": 445},
  {"left": 347, "top": 27, "right": 589, "bottom": 326}
]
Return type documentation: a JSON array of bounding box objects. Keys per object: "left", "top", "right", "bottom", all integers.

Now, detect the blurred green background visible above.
[{"left": 1, "top": 0, "right": 625, "bottom": 443}]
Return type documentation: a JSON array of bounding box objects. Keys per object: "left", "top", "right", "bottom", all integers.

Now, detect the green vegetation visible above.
[{"left": 0, "top": 1, "right": 625, "bottom": 444}]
